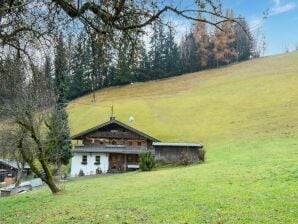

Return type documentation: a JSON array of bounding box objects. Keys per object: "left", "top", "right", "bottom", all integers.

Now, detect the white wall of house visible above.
[{"left": 70, "top": 152, "right": 109, "bottom": 177}]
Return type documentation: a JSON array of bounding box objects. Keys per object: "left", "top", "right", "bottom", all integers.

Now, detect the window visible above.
[
  {"left": 81, "top": 155, "right": 87, "bottom": 165},
  {"left": 94, "top": 155, "right": 100, "bottom": 165},
  {"left": 137, "top": 141, "right": 142, "bottom": 146},
  {"left": 112, "top": 140, "right": 117, "bottom": 145},
  {"left": 128, "top": 141, "right": 133, "bottom": 146}
]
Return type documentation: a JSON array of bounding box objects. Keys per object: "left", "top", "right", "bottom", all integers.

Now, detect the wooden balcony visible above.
[{"left": 72, "top": 144, "right": 153, "bottom": 154}]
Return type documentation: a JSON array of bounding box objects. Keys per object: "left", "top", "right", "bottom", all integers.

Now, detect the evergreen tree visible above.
[
  {"left": 69, "top": 33, "right": 85, "bottom": 98},
  {"left": 164, "top": 25, "right": 181, "bottom": 76},
  {"left": 233, "top": 18, "right": 253, "bottom": 61},
  {"left": 54, "top": 33, "right": 70, "bottom": 103},
  {"left": 148, "top": 22, "right": 167, "bottom": 79},
  {"left": 91, "top": 34, "right": 107, "bottom": 89},
  {"left": 180, "top": 32, "right": 200, "bottom": 73},
  {"left": 114, "top": 34, "right": 139, "bottom": 85},
  {"left": 136, "top": 42, "right": 151, "bottom": 81},
  {"left": 52, "top": 33, "right": 72, "bottom": 175}
]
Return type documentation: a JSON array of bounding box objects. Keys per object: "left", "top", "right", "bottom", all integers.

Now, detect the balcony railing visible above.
[{"left": 72, "top": 144, "right": 153, "bottom": 154}]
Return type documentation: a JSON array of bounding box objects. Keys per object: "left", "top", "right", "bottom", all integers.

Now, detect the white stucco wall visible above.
[{"left": 70, "top": 152, "right": 109, "bottom": 177}]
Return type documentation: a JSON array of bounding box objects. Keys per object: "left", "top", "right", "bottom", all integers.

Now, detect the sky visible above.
[
  {"left": 223, "top": 0, "right": 298, "bottom": 55},
  {"left": 168, "top": 0, "right": 298, "bottom": 56}
]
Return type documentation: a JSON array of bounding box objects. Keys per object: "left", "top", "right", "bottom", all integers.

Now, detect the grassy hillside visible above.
[
  {"left": 68, "top": 51, "right": 298, "bottom": 143},
  {"left": 1, "top": 52, "right": 298, "bottom": 223}
]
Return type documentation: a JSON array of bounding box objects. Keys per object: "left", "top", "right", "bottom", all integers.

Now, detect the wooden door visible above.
[{"left": 109, "top": 153, "right": 124, "bottom": 171}]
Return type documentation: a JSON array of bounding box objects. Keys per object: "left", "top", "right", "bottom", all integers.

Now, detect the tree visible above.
[
  {"left": 136, "top": 41, "right": 151, "bottom": 82},
  {"left": 193, "top": 17, "right": 210, "bottom": 68},
  {"left": 0, "top": 57, "right": 63, "bottom": 193},
  {"left": 164, "top": 25, "right": 182, "bottom": 77},
  {"left": 211, "top": 9, "right": 237, "bottom": 67},
  {"left": 0, "top": 123, "right": 27, "bottom": 187},
  {"left": 0, "top": 56, "right": 27, "bottom": 187},
  {"left": 52, "top": 33, "right": 72, "bottom": 178},
  {"left": 114, "top": 33, "right": 139, "bottom": 85},
  {"left": 233, "top": 18, "right": 253, "bottom": 61},
  {"left": 180, "top": 32, "right": 200, "bottom": 73},
  {"left": 44, "top": 56, "right": 53, "bottom": 89},
  {"left": 69, "top": 34, "right": 85, "bottom": 99},
  {"left": 90, "top": 33, "right": 110, "bottom": 90},
  {"left": 54, "top": 33, "right": 70, "bottom": 103},
  {"left": 1, "top": 1, "right": 240, "bottom": 62},
  {"left": 148, "top": 22, "right": 167, "bottom": 79}
]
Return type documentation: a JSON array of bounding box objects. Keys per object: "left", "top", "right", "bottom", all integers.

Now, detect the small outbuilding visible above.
[
  {"left": 0, "top": 159, "right": 31, "bottom": 183},
  {"left": 153, "top": 142, "right": 203, "bottom": 163}
]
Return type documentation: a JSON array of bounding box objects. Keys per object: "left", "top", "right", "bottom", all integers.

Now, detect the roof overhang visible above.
[
  {"left": 153, "top": 142, "right": 203, "bottom": 148},
  {"left": 71, "top": 119, "right": 160, "bottom": 142}
]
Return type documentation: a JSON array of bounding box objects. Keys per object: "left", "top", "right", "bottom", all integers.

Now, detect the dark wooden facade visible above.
[{"left": 154, "top": 145, "right": 202, "bottom": 163}]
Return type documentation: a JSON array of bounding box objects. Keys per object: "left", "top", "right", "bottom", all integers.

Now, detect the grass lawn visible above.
[{"left": 0, "top": 52, "right": 298, "bottom": 223}]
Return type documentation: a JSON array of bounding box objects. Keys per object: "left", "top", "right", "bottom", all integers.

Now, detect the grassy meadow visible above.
[{"left": 0, "top": 52, "right": 298, "bottom": 223}]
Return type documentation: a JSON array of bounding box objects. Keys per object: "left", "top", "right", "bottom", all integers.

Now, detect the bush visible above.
[
  {"left": 139, "top": 151, "right": 155, "bottom": 171},
  {"left": 198, "top": 149, "right": 206, "bottom": 162}
]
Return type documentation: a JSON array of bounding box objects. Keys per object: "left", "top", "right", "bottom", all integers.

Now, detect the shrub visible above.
[
  {"left": 198, "top": 149, "right": 206, "bottom": 162},
  {"left": 139, "top": 151, "right": 155, "bottom": 171}
]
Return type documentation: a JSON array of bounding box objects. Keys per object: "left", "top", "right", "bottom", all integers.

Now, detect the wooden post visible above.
[{"left": 124, "top": 154, "right": 127, "bottom": 172}]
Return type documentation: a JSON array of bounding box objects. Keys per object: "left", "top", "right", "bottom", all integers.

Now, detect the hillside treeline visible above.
[{"left": 46, "top": 11, "right": 257, "bottom": 100}]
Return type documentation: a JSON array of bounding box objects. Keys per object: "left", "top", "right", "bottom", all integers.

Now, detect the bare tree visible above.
[
  {"left": 0, "top": 57, "right": 67, "bottom": 193},
  {"left": 0, "top": 0, "right": 242, "bottom": 56}
]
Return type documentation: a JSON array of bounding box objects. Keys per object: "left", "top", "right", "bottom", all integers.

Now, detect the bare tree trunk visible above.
[
  {"left": 15, "top": 162, "right": 24, "bottom": 187},
  {"left": 56, "top": 160, "right": 62, "bottom": 180},
  {"left": 17, "top": 133, "right": 61, "bottom": 194},
  {"left": 27, "top": 157, "right": 61, "bottom": 194}
]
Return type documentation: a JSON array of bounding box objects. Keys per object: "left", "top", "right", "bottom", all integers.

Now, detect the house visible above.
[
  {"left": 0, "top": 159, "right": 31, "bottom": 183},
  {"left": 70, "top": 117, "right": 203, "bottom": 176}
]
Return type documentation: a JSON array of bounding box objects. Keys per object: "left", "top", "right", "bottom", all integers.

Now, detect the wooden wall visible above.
[{"left": 154, "top": 146, "right": 200, "bottom": 164}]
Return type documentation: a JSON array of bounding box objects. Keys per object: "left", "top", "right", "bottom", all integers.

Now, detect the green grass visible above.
[{"left": 1, "top": 52, "right": 298, "bottom": 223}]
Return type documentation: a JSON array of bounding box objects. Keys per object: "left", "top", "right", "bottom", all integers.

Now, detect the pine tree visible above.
[
  {"left": 54, "top": 33, "right": 70, "bottom": 104},
  {"left": 69, "top": 33, "right": 85, "bottom": 98},
  {"left": 91, "top": 34, "right": 106, "bottom": 89},
  {"left": 148, "top": 22, "right": 167, "bottom": 79},
  {"left": 114, "top": 33, "right": 140, "bottom": 85},
  {"left": 52, "top": 33, "right": 72, "bottom": 176},
  {"left": 164, "top": 25, "right": 181, "bottom": 77},
  {"left": 180, "top": 32, "right": 200, "bottom": 73},
  {"left": 136, "top": 41, "right": 151, "bottom": 81}
]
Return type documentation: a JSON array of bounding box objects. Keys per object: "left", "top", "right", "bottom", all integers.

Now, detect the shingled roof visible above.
[{"left": 71, "top": 118, "right": 160, "bottom": 142}]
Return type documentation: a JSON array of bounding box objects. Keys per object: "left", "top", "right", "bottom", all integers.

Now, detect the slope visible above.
[{"left": 0, "top": 52, "right": 298, "bottom": 223}]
